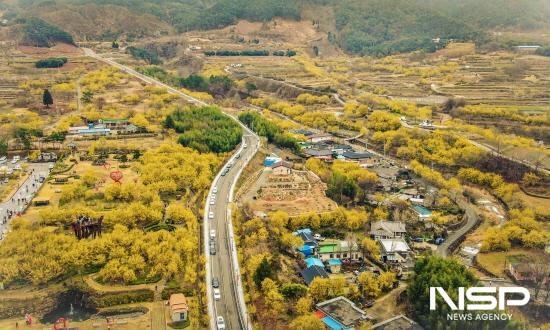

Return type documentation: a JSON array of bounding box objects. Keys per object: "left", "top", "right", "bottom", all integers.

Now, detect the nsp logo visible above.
[{"left": 430, "top": 287, "right": 530, "bottom": 311}]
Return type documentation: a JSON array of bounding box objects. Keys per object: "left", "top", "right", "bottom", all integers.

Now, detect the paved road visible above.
[
  {"left": 0, "top": 162, "right": 53, "bottom": 238},
  {"left": 84, "top": 48, "right": 256, "bottom": 330},
  {"left": 207, "top": 134, "right": 258, "bottom": 330},
  {"left": 436, "top": 195, "right": 479, "bottom": 257}
]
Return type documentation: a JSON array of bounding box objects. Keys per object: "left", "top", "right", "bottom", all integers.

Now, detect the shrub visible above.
[
  {"left": 35, "top": 57, "right": 68, "bottom": 68},
  {"left": 88, "top": 289, "right": 154, "bottom": 308}
]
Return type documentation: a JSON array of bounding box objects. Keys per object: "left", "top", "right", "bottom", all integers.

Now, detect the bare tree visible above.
[
  {"left": 0, "top": 41, "right": 13, "bottom": 67},
  {"left": 528, "top": 262, "right": 549, "bottom": 301}
]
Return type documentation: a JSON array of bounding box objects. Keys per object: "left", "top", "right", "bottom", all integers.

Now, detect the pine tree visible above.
[
  {"left": 42, "top": 89, "right": 53, "bottom": 108},
  {"left": 253, "top": 257, "right": 273, "bottom": 288}
]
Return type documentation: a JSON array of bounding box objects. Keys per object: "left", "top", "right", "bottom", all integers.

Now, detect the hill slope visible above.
[{"left": 4, "top": 0, "right": 550, "bottom": 54}]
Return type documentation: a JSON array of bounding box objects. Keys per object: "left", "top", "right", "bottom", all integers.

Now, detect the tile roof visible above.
[
  {"left": 370, "top": 221, "right": 407, "bottom": 235},
  {"left": 300, "top": 265, "right": 329, "bottom": 285}
]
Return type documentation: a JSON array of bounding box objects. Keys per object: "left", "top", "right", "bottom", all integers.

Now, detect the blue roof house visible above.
[
  {"left": 305, "top": 257, "right": 324, "bottom": 268},
  {"left": 298, "top": 244, "right": 313, "bottom": 256}
]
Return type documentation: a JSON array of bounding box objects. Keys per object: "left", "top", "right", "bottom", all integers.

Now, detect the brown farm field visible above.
[{"left": 241, "top": 167, "right": 337, "bottom": 216}]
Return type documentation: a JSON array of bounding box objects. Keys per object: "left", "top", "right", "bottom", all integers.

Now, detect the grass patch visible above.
[
  {"left": 476, "top": 248, "right": 546, "bottom": 278},
  {"left": 168, "top": 320, "right": 190, "bottom": 329}
]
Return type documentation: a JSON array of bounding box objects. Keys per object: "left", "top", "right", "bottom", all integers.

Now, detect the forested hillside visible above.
[
  {"left": 21, "top": 17, "right": 75, "bottom": 47},
  {"left": 4, "top": 0, "right": 549, "bottom": 54}
]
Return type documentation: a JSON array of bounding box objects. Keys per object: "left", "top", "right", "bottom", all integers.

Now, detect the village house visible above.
[
  {"left": 317, "top": 239, "right": 363, "bottom": 262},
  {"left": 98, "top": 118, "right": 130, "bottom": 130},
  {"left": 68, "top": 125, "right": 112, "bottom": 137},
  {"left": 370, "top": 221, "right": 407, "bottom": 240},
  {"left": 300, "top": 265, "right": 329, "bottom": 285},
  {"left": 294, "top": 228, "right": 317, "bottom": 256},
  {"left": 379, "top": 238, "right": 411, "bottom": 264},
  {"left": 331, "top": 144, "right": 353, "bottom": 155},
  {"left": 169, "top": 294, "right": 189, "bottom": 322},
  {"left": 315, "top": 296, "right": 370, "bottom": 330},
  {"left": 303, "top": 148, "right": 333, "bottom": 160},
  {"left": 341, "top": 151, "right": 372, "bottom": 161},
  {"left": 271, "top": 161, "right": 293, "bottom": 175}
]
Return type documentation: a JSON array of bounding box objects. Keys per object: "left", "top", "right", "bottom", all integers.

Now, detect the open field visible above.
[
  {"left": 476, "top": 248, "right": 548, "bottom": 278},
  {"left": 241, "top": 167, "right": 337, "bottom": 216}
]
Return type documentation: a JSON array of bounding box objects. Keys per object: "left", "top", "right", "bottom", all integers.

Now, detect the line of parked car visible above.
[{"left": 0, "top": 155, "right": 20, "bottom": 165}]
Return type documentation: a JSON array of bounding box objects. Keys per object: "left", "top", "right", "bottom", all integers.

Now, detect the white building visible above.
[{"left": 379, "top": 238, "right": 411, "bottom": 264}]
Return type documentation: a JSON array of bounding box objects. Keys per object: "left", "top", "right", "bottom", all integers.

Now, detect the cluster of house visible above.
[
  {"left": 289, "top": 130, "right": 377, "bottom": 167},
  {"left": 310, "top": 295, "right": 422, "bottom": 330},
  {"left": 68, "top": 119, "right": 143, "bottom": 138},
  {"left": 169, "top": 290, "right": 422, "bottom": 330},
  {"left": 295, "top": 222, "right": 414, "bottom": 285}
]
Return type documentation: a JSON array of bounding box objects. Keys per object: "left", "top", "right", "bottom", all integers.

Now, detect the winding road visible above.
[{"left": 84, "top": 48, "right": 256, "bottom": 330}]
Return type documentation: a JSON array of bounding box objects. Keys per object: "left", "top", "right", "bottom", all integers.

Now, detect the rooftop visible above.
[
  {"left": 370, "top": 221, "right": 407, "bottom": 235},
  {"left": 99, "top": 118, "right": 129, "bottom": 123},
  {"left": 318, "top": 239, "right": 360, "bottom": 254},
  {"left": 342, "top": 151, "right": 373, "bottom": 159},
  {"left": 169, "top": 294, "right": 189, "bottom": 312},
  {"left": 379, "top": 238, "right": 411, "bottom": 253},
  {"left": 300, "top": 265, "right": 329, "bottom": 285},
  {"left": 271, "top": 161, "right": 293, "bottom": 169},
  {"left": 305, "top": 257, "right": 324, "bottom": 268},
  {"left": 332, "top": 145, "right": 353, "bottom": 150},
  {"left": 304, "top": 148, "right": 333, "bottom": 157},
  {"left": 316, "top": 296, "right": 369, "bottom": 327},
  {"left": 78, "top": 128, "right": 111, "bottom": 133}
]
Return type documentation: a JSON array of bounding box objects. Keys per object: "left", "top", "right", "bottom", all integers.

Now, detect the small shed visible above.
[
  {"left": 327, "top": 259, "right": 342, "bottom": 273},
  {"left": 169, "top": 294, "right": 189, "bottom": 322},
  {"left": 272, "top": 161, "right": 293, "bottom": 175}
]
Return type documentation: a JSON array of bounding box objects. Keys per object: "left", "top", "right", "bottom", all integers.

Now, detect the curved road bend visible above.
[
  {"left": 436, "top": 196, "right": 479, "bottom": 257},
  {"left": 84, "top": 48, "right": 257, "bottom": 330}
]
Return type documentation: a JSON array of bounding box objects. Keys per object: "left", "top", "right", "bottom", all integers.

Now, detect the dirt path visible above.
[
  {"left": 151, "top": 301, "right": 167, "bottom": 330},
  {"left": 369, "top": 283, "right": 407, "bottom": 320},
  {"left": 84, "top": 275, "right": 165, "bottom": 293}
]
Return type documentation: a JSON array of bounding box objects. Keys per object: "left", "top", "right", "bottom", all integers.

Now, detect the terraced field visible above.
[{"left": 439, "top": 54, "right": 550, "bottom": 107}]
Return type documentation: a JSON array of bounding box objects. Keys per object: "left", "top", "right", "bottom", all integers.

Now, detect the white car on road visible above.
[
  {"left": 216, "top": 316, "right": 225, "bottom": 330},
  {"left": 210, "top": 229, "right": 216, "bottom": 239},
  {"left": 209, "top": 211, "right": 214, "bottom": 219},
  {"left": 213, "top": 186, "right": 218, "bottom": 194},
  {"left": 213, "top": 288, "right": 221, "bottom": 301}
]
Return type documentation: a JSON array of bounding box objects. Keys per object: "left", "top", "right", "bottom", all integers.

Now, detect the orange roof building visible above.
[{"left": 169, "top": 294, "right": 189, "bottom": 322}]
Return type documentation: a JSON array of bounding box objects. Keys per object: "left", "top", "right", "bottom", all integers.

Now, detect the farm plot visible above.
[{"left": 242, "top": 167, "right": 337, "bottom": 216}]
